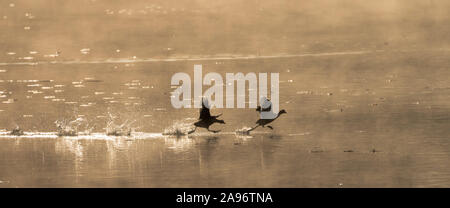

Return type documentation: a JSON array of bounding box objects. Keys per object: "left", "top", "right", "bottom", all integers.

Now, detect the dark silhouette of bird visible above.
[
  {"left": 188, "top": 98, "right": 225, "bottom": 134},
  {"left": 245, "top": 109, "right": 287, "bottom": 133}
]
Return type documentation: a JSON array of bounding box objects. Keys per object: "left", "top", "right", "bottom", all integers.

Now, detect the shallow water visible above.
[
  {"left": 0, "top": 50, "right": 449, "bottom": 187},
  {"left": 1, "top": 0, "right": 450, "bottom": 187}
]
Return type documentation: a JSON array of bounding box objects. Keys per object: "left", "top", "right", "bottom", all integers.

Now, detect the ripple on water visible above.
[
  {"left": 65, "top": 102, "right": 78, "bottom": 105},
  {"left": 80, "top": 48, "right": 90, "bottom": 54},
  {"left": 84, "top": 78, "right": 102, "bottom": 82},
  {"left": 27, "top": 84, "right": 41, "bottom": 87},
  {"left": 28, "top": 90, "right": 43, "bottom": 94},
  {"left": 2, "top": 99, "right": 15, "bottom": 104}
]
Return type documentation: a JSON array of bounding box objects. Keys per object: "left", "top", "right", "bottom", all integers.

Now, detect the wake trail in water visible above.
[
  {"left": 3, "top": 48, "right": 450, "bottom": 66},
  {"left": 0, "top": 50, "right": 384, "bottom": 66},
  {"left": 0, "top": 131, "right": 270, "bottom": 139}
]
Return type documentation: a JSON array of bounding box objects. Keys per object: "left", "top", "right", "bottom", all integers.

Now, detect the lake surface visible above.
[
  {"left": 1, "top": 50, "right": 449, "bottom": 187},
  {"left": 0, "top": 0, "right": 449, "bottom": 187}
]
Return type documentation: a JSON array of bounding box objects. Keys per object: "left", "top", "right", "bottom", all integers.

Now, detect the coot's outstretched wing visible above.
[
  {"left": 256, "top": 98, "right": 272, "bottom": 112},
  {"left": 199, "top": 99, "right": 211, "bottom": 120},
  {"left": 256, "top": 105, "right": 271, "bottom": 112}
]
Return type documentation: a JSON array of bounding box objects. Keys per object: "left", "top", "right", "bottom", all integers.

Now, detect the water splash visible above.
[
  {"left": 105, "top": 112, "right": 135, "bottom": 136},
  {"left": 235, "top": 126, "right": 255, "bottom": 135},
  {"left": 162, "top": 119, "right": 196, "bottom": 136},
  {"left": 55, "top": 116, "right": 92, "bottom": 136},
  {"left": 10, "top": 126, "right": 24, "bottom": 136}
]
